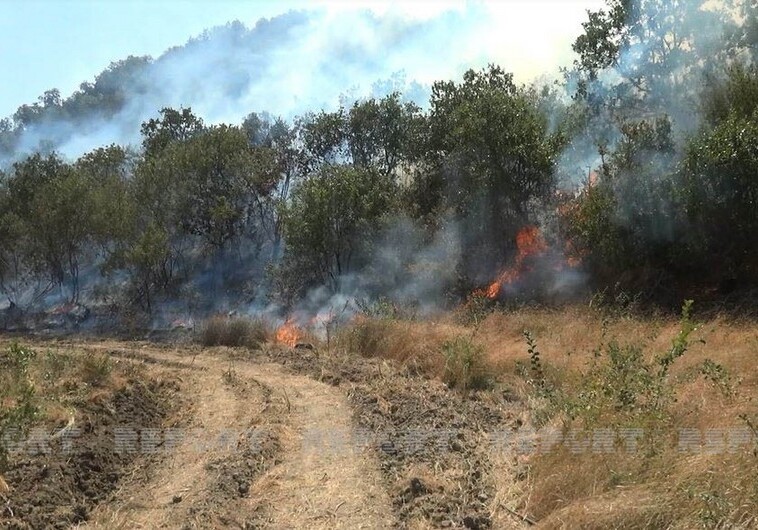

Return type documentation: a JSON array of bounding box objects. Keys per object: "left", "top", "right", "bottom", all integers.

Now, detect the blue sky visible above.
[{"left": 0, "top": 0, "right": 604, "bottom": 118}]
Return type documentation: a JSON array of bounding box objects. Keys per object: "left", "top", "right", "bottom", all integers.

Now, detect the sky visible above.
[{"left": 0, "top": 0, "right": 604, "bottom": 118}]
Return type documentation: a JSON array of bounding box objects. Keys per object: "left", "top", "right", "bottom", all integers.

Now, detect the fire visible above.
[
  {"left": 485, "top": 226, "right": 548, "bottom": 299},
  {"left": 275, "top": 318, "right": 301, "bottom": 347}
]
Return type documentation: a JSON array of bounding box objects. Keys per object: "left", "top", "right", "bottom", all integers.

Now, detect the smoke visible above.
[
  {"left": 6, "top": 0, "right": 744, "bottom": 332},
  {"left": 3, "top": 3, "right": 589, "bottom": 164},
  {"left": 555, "top": 0, "right": 737, "bottom": 190}
]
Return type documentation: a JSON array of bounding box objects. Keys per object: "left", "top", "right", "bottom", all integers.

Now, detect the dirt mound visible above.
[{"left": 1, "top": 377, "right": 179, "bottom": 529}]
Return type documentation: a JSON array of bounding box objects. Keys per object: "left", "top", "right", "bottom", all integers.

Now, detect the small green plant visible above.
[
  {"left": 700, "top": 359, "right": 736, "bottom": 399},
  {"left": 441, "top": 336, "right": 491, "bottom": 391},
  {"left": 523, "top": 330, "right": 545, "bottom": 385},
  {"left": 7, "top": 342, "right": 37, "bottom": 373},
  {"left": 657, "top": 299, "right": 696, "bottom": 376},
  {"left": 43, "top": 349, "right": 70, "bottom": 382},
  {"left": 0, "top": 343, "right": 39, "bottom": 470}
]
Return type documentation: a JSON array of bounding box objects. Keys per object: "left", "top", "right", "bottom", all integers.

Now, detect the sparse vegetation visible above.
[
  {"left": 80, "top": 351, "right": 114, "bottom": 387},
  {"left": 199, "top": 316, "right": 269, "bottom": 348},
  {"left": 441, "top": 336, "right": 490, "bottom": 391},
  {"left": 0, "top": 343, "right": 39, "bottom": 469},
  {"left": 496, "top": 301, "right": 758, "bottom": 526}
]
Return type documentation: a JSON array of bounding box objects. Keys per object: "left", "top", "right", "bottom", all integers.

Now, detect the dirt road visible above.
[
  {"left": 78, "top": 344, "right": 395, "bottom": 529},
  {"left": 2, "top": 338, "right": 517, "bottom": 529}
]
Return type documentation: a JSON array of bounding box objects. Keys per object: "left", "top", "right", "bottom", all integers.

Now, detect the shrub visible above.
[
  {"left": 441, "top": 336, "right": 491, "bottom": 391},
  {"left": 0, "top": 343, "right": 39, "bottom": 470},
  {"left": 523, "top": 300, "right": 697, "bottom": 431},
  {"left": 199, "top": 316, "right": 269, "bottom": 348},
  {"left": 80, "top": 352, "right": 113, "bottom": 387},
  {"left": 456, "top": 291, "right": 495, "bottom": 326}
]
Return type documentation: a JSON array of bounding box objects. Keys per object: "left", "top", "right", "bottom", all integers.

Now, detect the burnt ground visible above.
[
  {"left": 262, "top": 345, "right": 520, "bottom": 529},
  {"left": 0, "top": 373, "right": 182, "bottom": 529},
  {"left": 0, "top": 338, "right": 522, "bottom": 529}
]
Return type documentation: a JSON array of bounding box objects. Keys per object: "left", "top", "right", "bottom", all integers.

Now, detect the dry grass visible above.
[
  {"left": 473, "top": 305, "right": 758, "bottom": 528},
  {"left": 0, "top": 341, "right": 139, "bottom": 474},
  {"left": 335, "top": 305, "right": 758, "bottom": 527},
  {"left": 334, "top": 317, "right": 479, "bottom": 382},
  {"left": 199, "top": 316, "right": 270, "bottom": 349}
]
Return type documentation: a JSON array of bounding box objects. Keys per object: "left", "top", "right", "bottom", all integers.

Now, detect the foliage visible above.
[
  {"left": 680, "top": 100, "right": 758, "bottom": 282},
  {"left": 279, "top": 164, "right": 396, "bottom": 296},
  {"left": 80, "top": 352, "right": 113, "bottom": 387},
  {"left": 414, "top": 65, "right": 557, "bottom": 279},
  {"left": 2, "top": 1, "right": 758, "bottom": 311},
  {"left": 441, "top": 336, "right": 491, "bottom": 391},
  {"left": 0, "top": 344, "right": 39, "bottom": 470},
  {"left": 524, "top": 301, "right": 697, "bottom": 432}
]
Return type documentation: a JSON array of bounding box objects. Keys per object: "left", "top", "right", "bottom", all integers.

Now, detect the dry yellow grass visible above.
[
  {"left": 475, "top": 306, "right": 758, "bottom": 528},
  {"left": 335, "top": 317, "right": 467, "bottom": 379},
  {"left": 336, "top": 305, "right": 758, "bottom": 527}
]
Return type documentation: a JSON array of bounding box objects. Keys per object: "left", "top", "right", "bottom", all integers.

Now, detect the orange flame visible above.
[
  {"left": 485, "top": 226, "right": 548, "bottom": 299},
  {"left": 275, "top": 319, "right": 301, "bottom": 347}
]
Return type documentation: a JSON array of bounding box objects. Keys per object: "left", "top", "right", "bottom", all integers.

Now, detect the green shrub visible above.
[
  {"left": 0, "top": 343, "right": 39, "bottom": 470},
  {"left": 442, "top": 336, "right": 491, "bottom": 391},
  {"left": 524, "top": 301, "right": 697, "bottom": 433}
]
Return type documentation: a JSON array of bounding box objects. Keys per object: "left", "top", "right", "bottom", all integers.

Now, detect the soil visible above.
[
  {"left": 263, "top": 345, "right": 522, "bottom": 529},
  {"left": 0, "top": 338, "right": 524, "bottom": 529},
  {"left": 1, "top": 373, "right": 181, "bottom": 529}
]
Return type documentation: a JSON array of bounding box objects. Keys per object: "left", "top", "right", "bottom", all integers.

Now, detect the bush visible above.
[
  {"left": 80, "top": 352, "right": 113, "bottom": 387},
  {"left": 199, "top": 316, "right": 269, "bottom": 348},
  {"left": 0, "top": 343, "right": 39, "bottom": 470},
  {"left": 441, "top": 336, "right": 491, "bottom": 391},
  {"left": 336, "top": 316, "right": 461, "bottom": 380},
  {"left": 337, "top": 317, "right": 410, "bottom": 360},
  {"left": 523, "top": 300, "right": 697, "bottom": 432}
]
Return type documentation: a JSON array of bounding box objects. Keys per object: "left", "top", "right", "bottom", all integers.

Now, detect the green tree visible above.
[
  {"left": 571, "top": 0, "right": 729, "bottom": 117},
  {"left": 416, "top": 65, "right": 557, "bottom": 280},
  {"left": 4, "top": 154, "right": 97, "bottom": 301},
  {"left": 140, "top": 107, "right": 205, "bottom": 157},
  {"left": 680, "top": 112, "right": 758, "bottom": 282},
  {"left": 279, "top": 165, "right": 396, "bottom": 296}
]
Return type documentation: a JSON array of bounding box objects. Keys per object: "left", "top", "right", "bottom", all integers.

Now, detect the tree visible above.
[
  {"left": 417, "top": 65, "right": 557, "bottom": 282},
  {"left": 570, "top": 0, "right": 730, "bottom": 119},
  {"left": 279, "top": 165, "right": 396, "bottom": 296},
  {"left": 680, "top": 110, "right": 758, "bottom": 282},
  {"left": 345, "top": 94, "right": 424, "bottom": 177},
  {"left": 140, "top": 107, "right": 205, "bottom": 156},
  {"left": 3, "top": 154, "right": 97, "bottom": 302}
]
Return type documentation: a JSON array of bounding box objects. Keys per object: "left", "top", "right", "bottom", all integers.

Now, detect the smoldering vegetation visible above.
[{"left": 1, "top": 0, "right": 758, "bottom": 334}]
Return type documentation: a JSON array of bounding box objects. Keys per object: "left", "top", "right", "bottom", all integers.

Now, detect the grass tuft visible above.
[{"left": 199, "top": 316, "right": 269, "bottom": 348}]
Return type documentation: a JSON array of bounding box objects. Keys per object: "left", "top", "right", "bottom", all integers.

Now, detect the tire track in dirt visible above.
[
  {"left": 76, "top": 344, "right": 394, "bottom": 529},
  {"left": 248, "top": 367, "right": 394, "bottom": 529}
]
